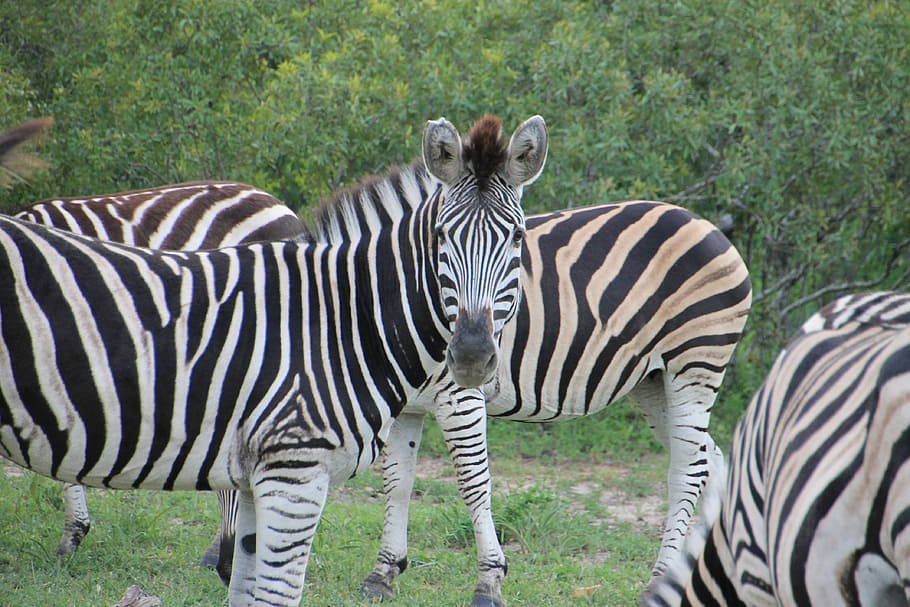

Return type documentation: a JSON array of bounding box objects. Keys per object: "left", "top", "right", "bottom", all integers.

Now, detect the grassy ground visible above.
[{"left": 0, "top": 402, "right": 673, "bottom": 606}]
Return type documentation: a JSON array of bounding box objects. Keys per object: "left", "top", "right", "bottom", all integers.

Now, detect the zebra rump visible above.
[{"left": 641, "top": 291, "right": 910, "bottom": 607}]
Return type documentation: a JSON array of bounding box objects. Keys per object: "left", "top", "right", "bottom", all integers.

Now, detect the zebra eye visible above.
[
  {"left": 435, "top": 224, "right": 446, "bottom": 245},
  {"left": 512, "top": 227, "right": 526, "bottom": 245}
]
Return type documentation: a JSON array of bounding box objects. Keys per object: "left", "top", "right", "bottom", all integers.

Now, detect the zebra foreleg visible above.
[
  {"left": 229, "top": 468, "right": 330, "bottom": 607},
  {"left": 361, "top": 412, "right": 425, "bottom": 601},
  {"left": 56, "top": 482, "right": 91, "bottom": 557},
  {"left": 436, "top": 387, "right": 506, "bottom": 607}
]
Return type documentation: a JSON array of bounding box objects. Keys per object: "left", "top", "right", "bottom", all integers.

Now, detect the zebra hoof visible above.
[
  {"left": 360, "top": 576, "right": 394, "bottom": 602},
  {"left": 470, "top": 594, "right": 503, "bottom": 607},
  {"left": 199, "top": 547, "right": 219, "bottom": 569}
]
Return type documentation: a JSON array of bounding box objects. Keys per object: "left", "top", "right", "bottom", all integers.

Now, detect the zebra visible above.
[
  {"left": 10, "top": 180, "right": 307, "bottom": 559},
  {"left": 0, "top": 113, "right": 548, "bottom": 607},
  {"left": 210, "top": 199, "right": 753, "bottom": 606},
  {"left": 640, "top": 291, "right": 910, "bottom": 607}
]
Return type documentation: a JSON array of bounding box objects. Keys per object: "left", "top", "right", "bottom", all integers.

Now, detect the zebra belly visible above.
[
  {"left": 482, "top": 315, "right": 663, "bottom": 421},
  {"left": 0, "top": 414, "right": 243, "bottom": 491},
  {"left": 482, "top": 366, "right": 641, "bottom": 421}
]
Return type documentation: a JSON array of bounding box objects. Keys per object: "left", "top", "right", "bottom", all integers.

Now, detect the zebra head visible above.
[{"left": 423, "top": 114, "right": 548, "bottom": 388}]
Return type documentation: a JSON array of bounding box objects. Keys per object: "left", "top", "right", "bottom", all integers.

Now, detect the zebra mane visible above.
[
  {"left": 308, "top": 159, "right": 430, "bottom": 243},
  {"left": 462, "top": 114, "right": 508, "bottom": 189},
  {"left": 309, "top": 114, "right": 511, "bottom": 243}
]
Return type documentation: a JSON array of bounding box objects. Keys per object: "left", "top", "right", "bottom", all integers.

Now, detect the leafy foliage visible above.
[{"left": 1, "top": 0, "right": 908, "bottom": 423}]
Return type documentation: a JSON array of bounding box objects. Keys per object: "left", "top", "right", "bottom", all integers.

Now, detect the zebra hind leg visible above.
[
  {"left": 56, "top": 482, "right": 91, "bottom": 557},
  {"left": 628, "top": 369, "right": 722, "bottom": 576},
  {"left": 199, "top": 529, "right": 221, "bottom": 571},
  {"left": 229, "top": 490, "right": 258, "bottom": 604},
  {"left": 199, "top": 489, "right": 236, "bottom": 587}
]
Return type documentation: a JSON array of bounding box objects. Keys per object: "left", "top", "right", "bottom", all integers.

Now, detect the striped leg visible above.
[
  {"left": 230, "top": 468, "right": 330, "bottom": 607},
  {"left": 229, "top": 490, "right": 258, "bottom": 604},
  {"left": 436, "top": 387, "right": 506, "bottom": 607},
  {"left": 629, "top": 370, "right": 721, "bottom": 575},
  {"left": 56, "top": 482, "right": 91, "bottom": 557},
  {"left": 201, "top": 489, "right": 237, "bottom": 586},
  {"left": 361, "top": 412, "right": 425, "bottom": 601}
]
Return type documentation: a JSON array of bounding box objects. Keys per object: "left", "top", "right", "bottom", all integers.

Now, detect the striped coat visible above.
[
  {"left": 367, "top": 200, "right": 752, "bottom": 607},
  {"left": 12, "top": 180, "right": 305, "bottom": 558},
  {"left": 641, "top": 291, "right": 910, "bottom": 607}
]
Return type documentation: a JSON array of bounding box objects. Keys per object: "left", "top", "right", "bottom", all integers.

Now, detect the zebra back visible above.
[
  {"left": 642, "top": 291, "right": 910, "bottom": 606},
  {"left": 488, "top": 199, "right": 752, "bottom": 417},
  {"left": 15, "top": 181, "right": 306, "bottom": 249}
]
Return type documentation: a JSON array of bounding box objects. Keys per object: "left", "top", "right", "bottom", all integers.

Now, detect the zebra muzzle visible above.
[{"left": 446, "top": 311, "right": 499, "bottom": 388}]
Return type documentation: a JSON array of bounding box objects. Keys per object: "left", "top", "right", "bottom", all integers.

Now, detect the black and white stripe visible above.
[
  {"left": 365, "top": 200, "right": 753, "bottom": 607},
  {"left": 0, "top": 114, "right": 547, "bottom": 606},
  {"left": 15, "top": 180, "right": 305, "bottom": 249},
  {"left": 12, "top": 180, "right": 305, "bottom": 558},
  {"left": 641, "top": 291, "right": 910, "bottom": 607}
]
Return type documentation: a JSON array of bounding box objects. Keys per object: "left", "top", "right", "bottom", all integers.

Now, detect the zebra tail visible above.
[{"left": 0, "top": 117, "right": 54, "bottom": 187}]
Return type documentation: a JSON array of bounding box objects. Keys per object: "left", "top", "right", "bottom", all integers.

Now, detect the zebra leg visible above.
[
  {"left": 229, "top": 468, "right": 330, "bottom": 607},
  {"left": 56, "top": 482, "right": 91, "bottom": 557},
  {"left": 215, "top": 490, "right": 238, "bottom": 585},
  {"left": 199, "top": 489, "right": 237, "bottom": 587},
  {"left": 229, "top": 489, "right": 258, "bottom": 605},
  {"left": 361, "top": 412, "right": 425, "bottom": 601},
  {"left": 629, "top": 371, "right": 720, "bottom": 576},
  {"left": 200, "top": 527, "right": 221, "bottom": 570},
  {"left": 436, "top": 387, "right": 506, "bottom": 607}
]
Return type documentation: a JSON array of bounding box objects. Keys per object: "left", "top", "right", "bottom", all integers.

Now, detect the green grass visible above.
[{"left": 0, "top": 414, "right": 670, "bottom": 606}]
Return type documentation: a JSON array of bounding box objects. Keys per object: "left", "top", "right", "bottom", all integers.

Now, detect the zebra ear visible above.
[
  {"left": 504, "top": 115, "right": 548, "bottom": 187},
  {"left": 423, "top": 117, "right": 464, "bottom": 185}
]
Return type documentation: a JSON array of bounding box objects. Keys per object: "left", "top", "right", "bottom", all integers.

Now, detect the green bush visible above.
[{"left": 1, "top": 0, "right": 908, "bottom": 422}]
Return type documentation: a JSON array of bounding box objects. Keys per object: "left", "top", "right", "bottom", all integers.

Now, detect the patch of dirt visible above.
[
  {"left": 3, "top": 464, "right": 24, "bottom": 478},
  {"left": 597, "top": 487, "right": 664, "bottom": 528},
  {"left": 413, "top": 455, "right": 666, "bottom": 532}
]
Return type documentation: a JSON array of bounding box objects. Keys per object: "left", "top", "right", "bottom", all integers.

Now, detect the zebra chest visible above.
[{"left": 243, "top": 381, "right": 395, "bottom": 486}]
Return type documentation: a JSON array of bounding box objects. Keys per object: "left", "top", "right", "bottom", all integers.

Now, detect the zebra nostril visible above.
[{"left": 484, "top": 350, "right": 497, "bottom": 374}]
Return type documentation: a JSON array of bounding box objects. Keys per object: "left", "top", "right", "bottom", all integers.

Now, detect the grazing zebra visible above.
[
  {"left": 11, "top": 180, "right": 306, "bottom": 558},
  {"left": 212, "top": 199, "right": 753, "bottom": 606},
  {"left": 641, "top": 291, "right": 910, "bottom": 607},
  {"left": 0, "top": 114, "right": 548, "bottom": 606}
]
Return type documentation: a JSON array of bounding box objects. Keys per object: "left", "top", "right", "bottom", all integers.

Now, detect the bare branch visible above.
[{"left": 779, "top": 237, "right": 910, "bottom": 317}]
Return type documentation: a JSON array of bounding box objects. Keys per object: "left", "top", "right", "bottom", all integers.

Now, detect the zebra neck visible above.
[
  {"left": 307, "top": 162, "right": 451, "bottom": 412},
  {"left": 346, "top": 211, "right": 450, "bottom": 415}
]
